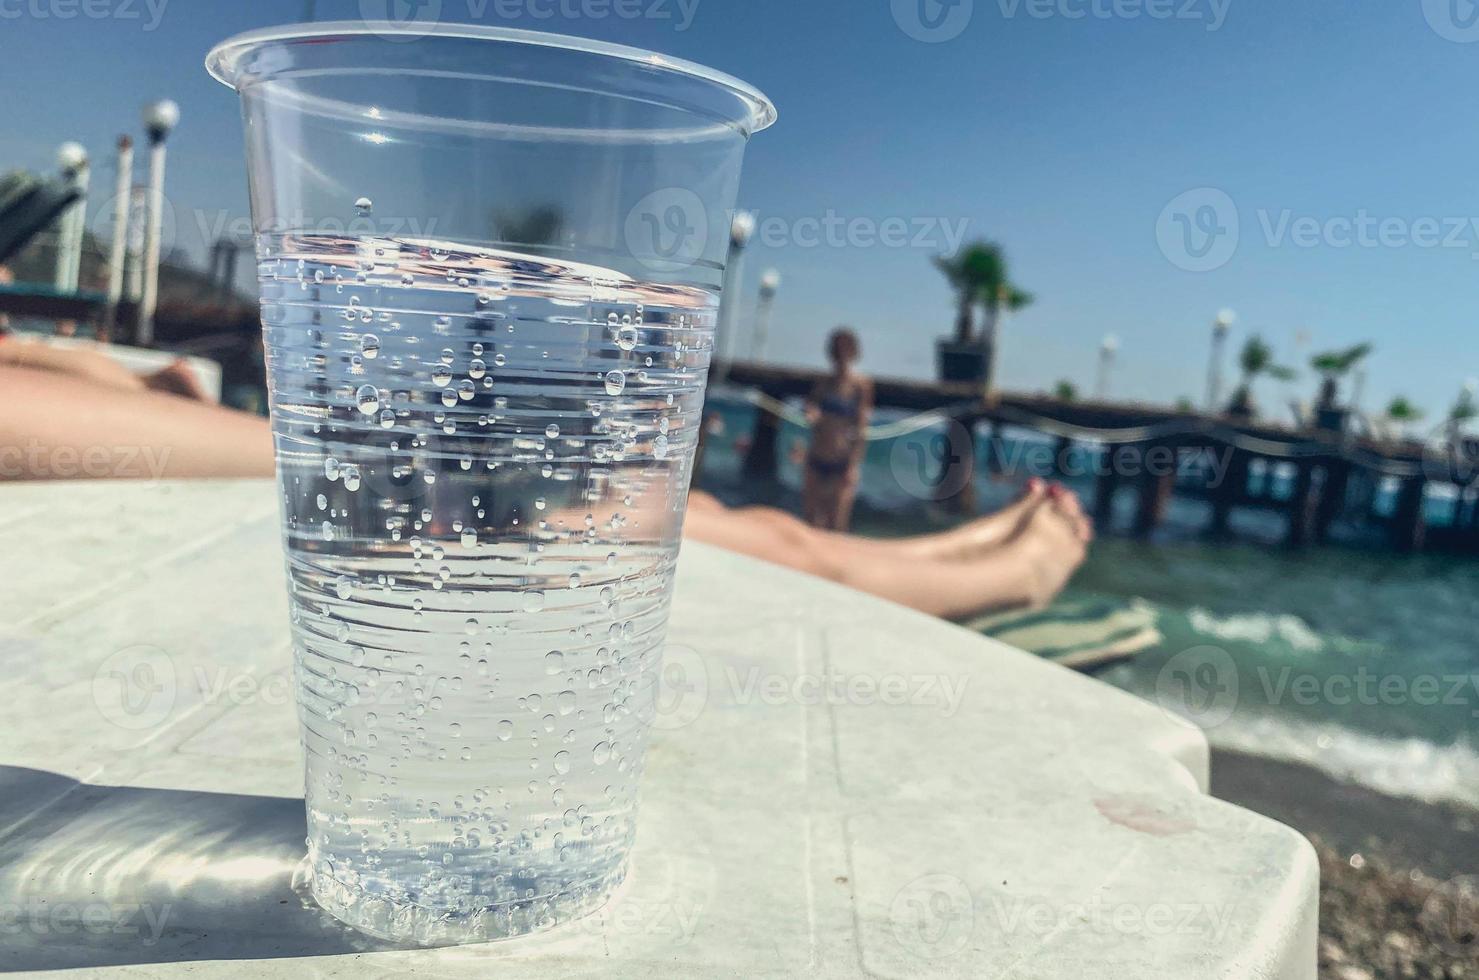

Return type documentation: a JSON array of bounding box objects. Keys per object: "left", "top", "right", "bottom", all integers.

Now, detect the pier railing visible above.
[{"left": 721, "top": 361, "right": 1479, "bottom": 555}]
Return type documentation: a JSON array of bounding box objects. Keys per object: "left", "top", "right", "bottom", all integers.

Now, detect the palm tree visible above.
[
  {"left": 1310, "top": 343, "right": 1374, "bottom": 411},
  {"left": 933, "top": 241, "right": 1031, "bottom": 345},
  {"left": 1053, "top": 379, "right": 1078, "bottom": 402},
  {"left": 1227, "top": 335, "right": 1297, "bottom": 418}
]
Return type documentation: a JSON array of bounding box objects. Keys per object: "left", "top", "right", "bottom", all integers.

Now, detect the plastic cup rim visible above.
[{"left": 205, "top": 20, "right": 777, "bottom": 136}]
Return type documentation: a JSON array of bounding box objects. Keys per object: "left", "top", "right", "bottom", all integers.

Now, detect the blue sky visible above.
[{"left": 3, "top": 0, "right": 1476, "bottom": 418}]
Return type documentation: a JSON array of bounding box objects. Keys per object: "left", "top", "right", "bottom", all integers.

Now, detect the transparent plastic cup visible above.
[{"left": 206, "top": 23, "right": 774, "bottom": 945}]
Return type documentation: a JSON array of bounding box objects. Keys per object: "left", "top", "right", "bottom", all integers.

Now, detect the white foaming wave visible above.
[
  {"left": 1187, "top": 607, "right": 1327, "bottom": 653},
  {"left": 1209, "top": 711, "right": 1479, "bottom": 812}
]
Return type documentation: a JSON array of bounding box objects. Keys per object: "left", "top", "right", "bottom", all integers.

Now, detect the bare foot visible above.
[
  {"left": 1047, "top": 482, "right": 1094, "bottom": 542},
  {"left": 143, "top": 360, "right": 211, "bottom": 402},
  {"left": 1004, "top": 496, "right": 1089, "bottom": 609},
  {"left": 913, "top": 479, "right": 1049, "bottom": 560}
]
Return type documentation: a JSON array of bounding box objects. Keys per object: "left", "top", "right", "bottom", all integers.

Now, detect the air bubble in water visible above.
[{"left": 356, "top": 384, "right": 380, "bottom": 415}]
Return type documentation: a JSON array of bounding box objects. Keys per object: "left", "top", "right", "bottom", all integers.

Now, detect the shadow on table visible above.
[{"left": 0, "top": 765, "right": 408, "bottom": 970}]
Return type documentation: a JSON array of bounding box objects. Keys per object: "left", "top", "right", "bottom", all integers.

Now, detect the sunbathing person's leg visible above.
[
  {"left": 0, "top": 337, "right": 151, "bottom": 393},
  {"left": 0, "top": 366, "right": 274, "bottom": 481},
  {"left": 686, "top": 489, "right": 1086, "bottom": 618},
  {"left": 1, "top": 367, "right": 1086, "bottom": 615}
]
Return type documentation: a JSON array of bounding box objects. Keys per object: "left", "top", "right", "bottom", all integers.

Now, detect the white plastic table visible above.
[{"left": 0, "top": 480, "right": 1317, "bottom": 978}]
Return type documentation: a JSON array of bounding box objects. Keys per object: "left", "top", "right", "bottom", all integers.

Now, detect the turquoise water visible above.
[{"left": 700, "top": 393, "right": 1479, "bottom": 811}]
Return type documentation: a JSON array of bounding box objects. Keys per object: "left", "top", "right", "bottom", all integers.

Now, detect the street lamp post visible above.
[
  {"left": 1096, "top": 333, "right": 1120, "bottom": 400},
  {"left": 136, "top": 99, "right": 179, "bottom": 347},
  {"left": 751, "top": 268, "right": 780, "bottom": 361},
  {"left": 1205, "top": 308, "right": 1236, "bottom": 413},
  {"left": 53, "top": 142, "right": 90, "bottom": 293},
  {"left": 101, "top": 135, "right": 135, "bottom": 342},
  {"left": 712, "top": 211, "right": 755, "bottom": 384}
]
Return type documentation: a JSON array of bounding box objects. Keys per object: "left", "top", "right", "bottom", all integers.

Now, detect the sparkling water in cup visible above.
[{"left": 207, "top": 23, "right": 774, "bottom": 945}]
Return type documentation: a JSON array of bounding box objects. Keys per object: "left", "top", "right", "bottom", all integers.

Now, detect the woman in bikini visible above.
[{"left": 803, "top": 327, "right": 873, "bottom": 531}]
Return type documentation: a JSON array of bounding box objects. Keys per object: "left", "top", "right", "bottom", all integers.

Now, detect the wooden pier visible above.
[{"left": 721, "top": 361, "right": 1479, "bottom": 556}]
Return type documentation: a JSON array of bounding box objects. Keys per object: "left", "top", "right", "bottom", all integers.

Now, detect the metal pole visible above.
[
  {"left": 137, "top": 100, "right": 179, "bottom": 347},
  {"left": 125, "top": 186, "right": 146, "bottom": 304},
  {"left": 713, "top": 211, "right": 754, "bottom": 384},
  {"left": 137, "top": 141, "right": 167, "bottom": 346},
  {"left": 751, "top": 269, "right": 780, "bottom": 361},
  {"left": 102, "top": 135, "right": 134, "bottom": 341},
  {"left": 64, "top": 164, "right": 89, "bottom": 290},
  {"left": 53, "top": 143, "right": 89, "bottom": 293},
  {"left": 1206, "top": 309, "right": 1234, "bottom": 412},
  {"left": 1097, "top": 335, "right": 1118, "bottom": 400},
  {"left": 1206, "top": 327, "right": 1225, "bottom": 410}
]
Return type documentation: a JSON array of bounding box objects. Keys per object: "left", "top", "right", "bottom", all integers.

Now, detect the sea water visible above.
[
  {"left": 256, "top": 234, "right": 717, "bottom": 943},
  {"left": 698, "top": 401, "right": 1479, "bottom": 813}
]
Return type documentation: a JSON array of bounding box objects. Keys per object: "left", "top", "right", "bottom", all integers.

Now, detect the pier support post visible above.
[
  {"left": 1208, "top": 449, "right": 1248, "bottom": 538},
  {"left": 942, "top": 415, "right": 980, "bottom": 515},
  {"left": 1285, "top": 460, "right": 1320, "bottom": 548},
  {"left": 741, "top": 400, "right": 782, "bottom": 485},
  {"left": 1391, "top": 475, "right": 1428, "bottom": 553},
  {"left": 1132, "top": 441, "right": 1176, "bottom": 539},
  {"left": 1312, "top": 461, "right": 1349, "bottom": 544},
  {"left": 1050, "top": 436, "right": 1073, "bottom": 479},
  {"left": 984, "top": 420, "right": 1007, "bottom": 476},
  {"left": 1094, "top": 447, "right": 1122, "bottom": 531}
]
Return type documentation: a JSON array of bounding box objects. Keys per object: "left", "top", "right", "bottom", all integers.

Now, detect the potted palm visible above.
[
  {"left": 1226, "top": 335, "right": 1297, "bottom": 420},
  {"left": 933, "top": 241, "right": 1032, "bottom": 388},
  {"left": 1309, "top": 343, "right": 1373, "bottom": 433},
  {"left": 1444, "top": 384, "right": 1477, "bottom": 441},
  {"left": 1385, "top": 396, "right": 1425, "bottom": 442}
]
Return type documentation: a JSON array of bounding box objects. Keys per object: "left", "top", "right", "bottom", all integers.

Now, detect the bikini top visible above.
[{"left": 818, "top": 392, "right": 862, "bottom": 420}]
